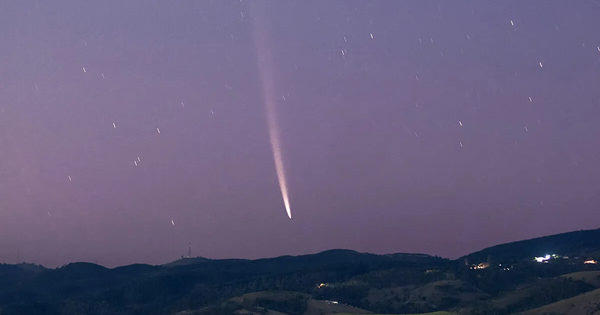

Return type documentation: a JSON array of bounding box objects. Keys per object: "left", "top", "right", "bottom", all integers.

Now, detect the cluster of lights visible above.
[
  {"left": 470, "top": 262, "right": 490, "bottom": 270},
  {"left": 534, "top": 254, "right": 597, "bottom": 264},
  {"left": 470, "top": 253, "right": 595, "bottom": 268},
  {"left": 469, "top": 263, "right": 512, "bottom": 270},
  {"left": 534, "top": 254, "right": 552, "bottom": 263},
  {"left": 534, "top": 254, "right": 565, "bottom": 263}
]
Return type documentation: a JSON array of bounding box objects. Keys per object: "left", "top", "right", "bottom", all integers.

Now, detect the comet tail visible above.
[{"left": 249, "top": 2, "right": 292, "bottom": 219}]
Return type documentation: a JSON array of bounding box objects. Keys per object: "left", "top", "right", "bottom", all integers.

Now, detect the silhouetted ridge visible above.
[
  {"left": 461, "top": 228, "right": 600, "bottom": 264},
  {"left": 112, "top": 263, "right": 163, "bottom": 276},
  {"left": 15, "top": 263, "right": 47, "bottom": 273},
  {"left": 162, "top": 256, "right": 211, "bottom": 267},
  {"left": 385, "top": 252, "right": 447, "bottom": 263},
  {"left": 59, "top": 262, "right": 109, "bottom": 273},
  {"left": 0, "top": 228, "right": 598, "bottom": 315},
  {"left": 164, "top": 249, "right": 443, "bottom": 269}
]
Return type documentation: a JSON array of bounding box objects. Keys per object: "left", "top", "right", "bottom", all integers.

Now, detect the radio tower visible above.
[{"left": 188, "top": 242, "right": 192, "bottom": 258}]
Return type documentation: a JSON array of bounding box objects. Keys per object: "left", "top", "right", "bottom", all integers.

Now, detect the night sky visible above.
[{"left": 1, "top": 1, "right": 600, "bottom": 268}]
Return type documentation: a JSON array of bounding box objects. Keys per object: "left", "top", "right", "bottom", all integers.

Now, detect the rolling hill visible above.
[
  {"left": 0, "top": 228, "right": 599, "bottom": 315},
  {"left": 460, "top": 228, "right": 600, "bottom": 265},
  {"left": 517, "top": 288, "right": 600, "bottom": 315}
]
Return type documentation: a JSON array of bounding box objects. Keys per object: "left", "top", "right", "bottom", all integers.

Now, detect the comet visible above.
[{"left": 248, "top": 1, "right": 292, "bottom": 219}]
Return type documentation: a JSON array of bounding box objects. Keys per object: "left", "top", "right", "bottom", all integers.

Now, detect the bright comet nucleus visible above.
[{"left": 248, "top": 1, "right": 292, "bottom": 219}]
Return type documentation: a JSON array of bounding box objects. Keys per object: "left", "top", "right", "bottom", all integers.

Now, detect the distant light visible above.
[
  {"left": 584, "top": 260, "right": 597, "bottom": 264},
  {"left": 470, "top": 262, "right": 489, "bottom": 269}
]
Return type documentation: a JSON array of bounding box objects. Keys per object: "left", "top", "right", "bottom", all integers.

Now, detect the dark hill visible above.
[
  {"left": 0, "top": 263, "right": 41, "bottom": 287},
  {"left": 0, "top": 229, "right": 598, "bottom": 315},
  {"left": 163, "top": 257, "right": 211, "bottom": 267},
  {"left": 385, "top": 252, "right": 447, "bottom": 263},
  {"left": 15, "top": 263, "right": 47, "bottom": 273},
  {"left": 460, "top": 228, "right": 600, "bottom": 264},
  {"left": 112, "top": 263, "right": 164, "bottom": 276},
  {"left": 165, "top": 249, "right": 445, "bottom": 272}
]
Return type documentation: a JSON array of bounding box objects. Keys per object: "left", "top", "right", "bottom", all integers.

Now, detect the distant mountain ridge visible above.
[
  {"left": 0, "top": 228, "right": 599, "bottom": 315},
  {"left": 5, "top": 228, "right": 600, "bottom": 273},
  {"left": 461, "top": 228, "right": 600, "bottom": 264},
  {"left": 163, "top": 249, "right": 445, "bottom": 268}
]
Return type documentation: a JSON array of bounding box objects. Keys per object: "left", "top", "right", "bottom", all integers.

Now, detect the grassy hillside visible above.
[
  {"left": 517, "top": 288, "right": 600, "bottom": 315},
  {"left": 560, "top": 271, "right": 600, "bottom": 287}
]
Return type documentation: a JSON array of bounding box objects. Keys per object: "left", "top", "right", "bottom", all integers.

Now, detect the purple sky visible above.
[{"left": 1, "top": 1, "right": 600, "bottom": 268}]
